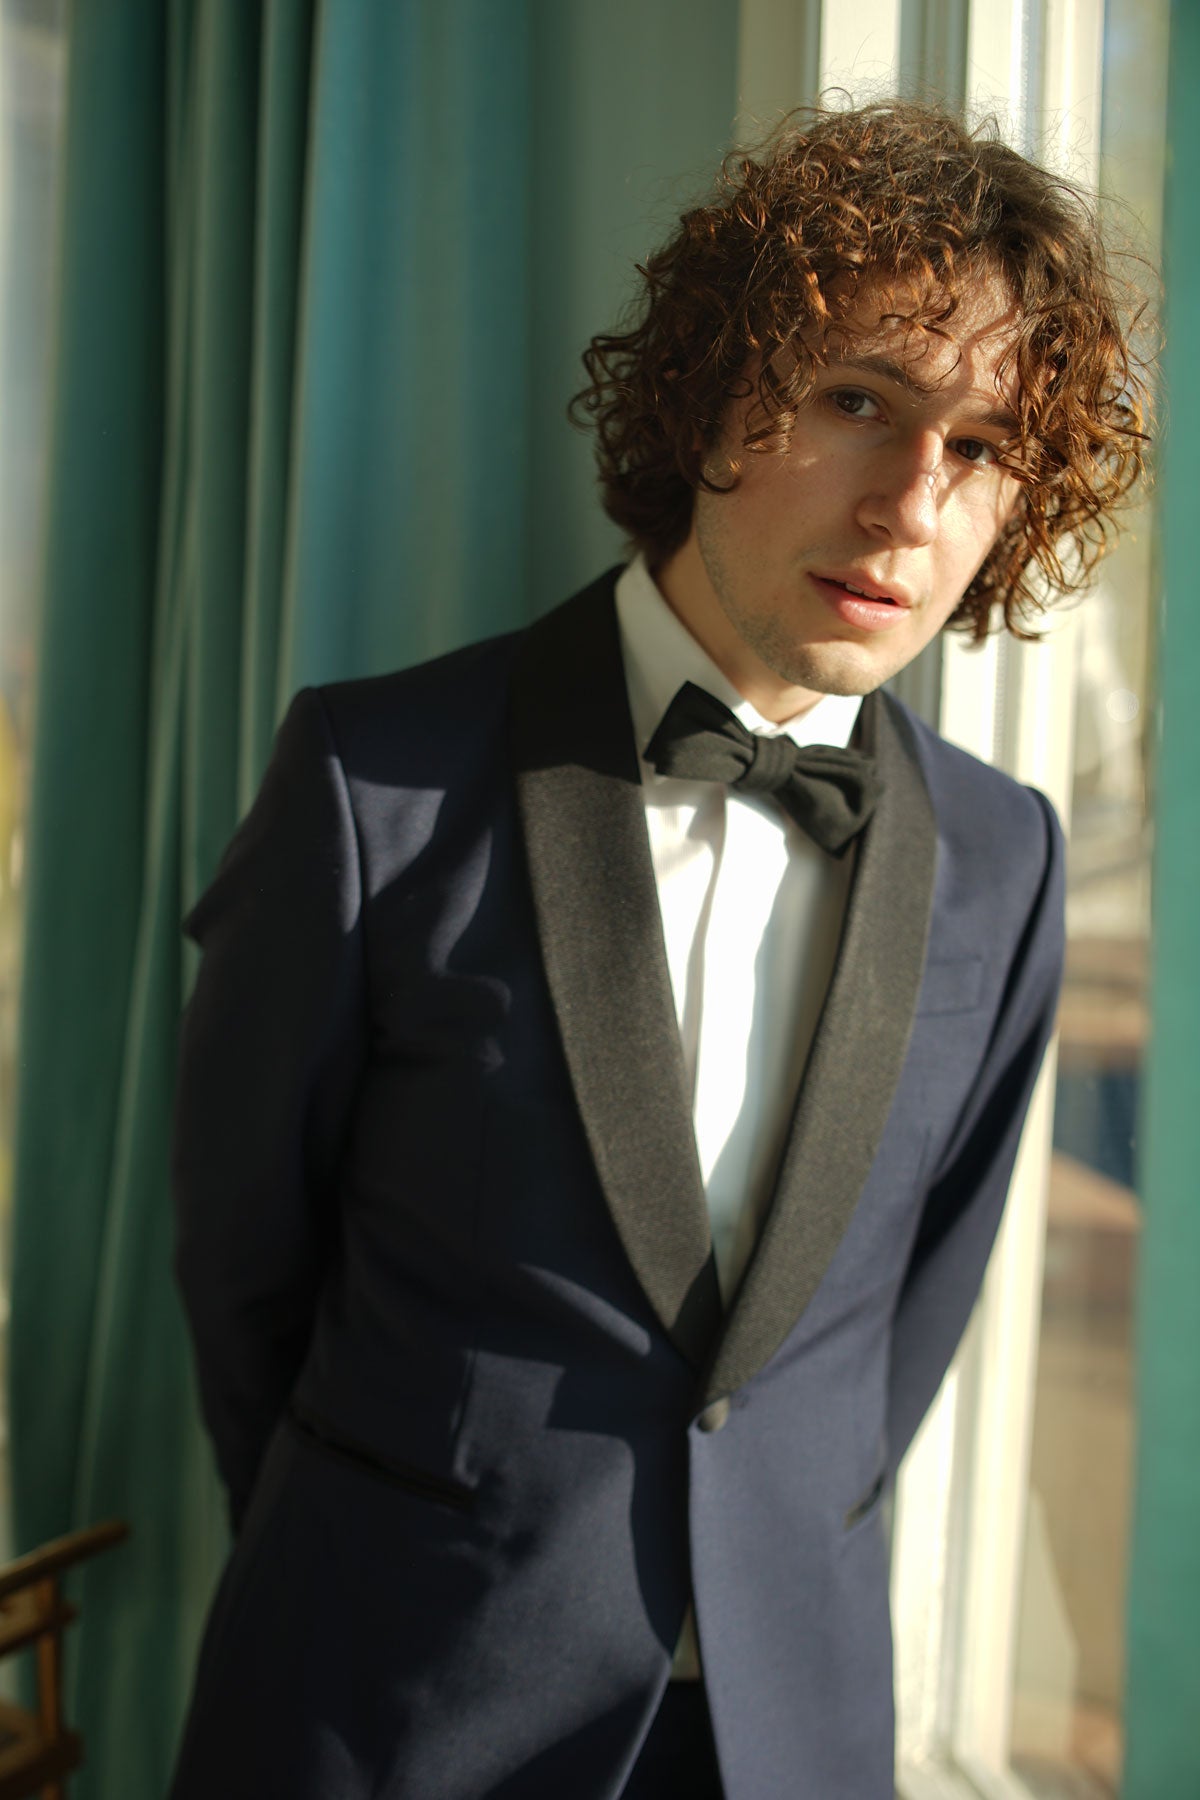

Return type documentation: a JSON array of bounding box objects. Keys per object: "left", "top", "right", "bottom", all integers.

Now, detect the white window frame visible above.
[{"left": 735, "top": 5, "right": 1104, "bottom": 1794}]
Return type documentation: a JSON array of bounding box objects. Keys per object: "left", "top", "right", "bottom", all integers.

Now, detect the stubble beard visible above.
[
  {"left": 694, "top": 506, "right": 907, "bottom": 700},
  {"left": 728, "top": 605, "right": 892, "bottom": 696},
  {"left": 702, "top": 562, "right": 901, "bottom": 699}
]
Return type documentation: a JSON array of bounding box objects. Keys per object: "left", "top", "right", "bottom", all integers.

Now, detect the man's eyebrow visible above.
[{"left": 829, "top": 353, "right": 1021, "bottom": 434}]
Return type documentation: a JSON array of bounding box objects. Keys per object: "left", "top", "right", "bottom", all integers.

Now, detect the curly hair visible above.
[{"left": 572, "top": 102, "right": 1154, "bottom": 641}]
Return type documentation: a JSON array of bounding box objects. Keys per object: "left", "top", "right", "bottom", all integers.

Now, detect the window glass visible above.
[{"left": 1008, "top": 3, "right": 1167, "bottom": 1791}]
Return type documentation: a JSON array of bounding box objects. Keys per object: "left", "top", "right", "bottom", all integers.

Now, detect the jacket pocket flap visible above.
[
  {"left": 916, "top": 955, "right": 985, "bottom": 1016},
  {"left": 288, "top": 1405, "right": 477, "bottom": 1512}
]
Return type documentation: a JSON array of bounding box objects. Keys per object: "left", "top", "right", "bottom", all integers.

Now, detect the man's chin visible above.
[{"left": 771, "top": 644, "right": 896, "bottom": 700}]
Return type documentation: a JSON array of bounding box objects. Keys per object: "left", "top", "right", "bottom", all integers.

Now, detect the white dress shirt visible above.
[
  {"left": 615, "top": 557, "right": 862, "bottom": 1679},
  {"left": 615, "top": 556, "right": 862, "bottom": 1305}
]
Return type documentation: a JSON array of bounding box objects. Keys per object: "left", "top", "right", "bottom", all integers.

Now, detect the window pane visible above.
[{"left": 1008, "top": 5, "right": 1167, "bottom": 1791}]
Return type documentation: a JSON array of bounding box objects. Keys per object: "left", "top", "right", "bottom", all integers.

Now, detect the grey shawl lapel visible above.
[
  {"left": 509, "top": 570, "right": 722, "bottom": 1367},
  {"left": 703, "top": 690, "right": 937, "bottom": 1402}
]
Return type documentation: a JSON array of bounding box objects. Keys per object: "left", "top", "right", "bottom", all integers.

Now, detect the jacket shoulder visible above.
[
  {"left": 311, "top": 629, "right": 523, "bottom": 763},
  {"left": 293, "top": 567, "right": 625, "bottom": 784},
  {"left": 887, "top": 693, "right": 1062, "bottom": 873}
]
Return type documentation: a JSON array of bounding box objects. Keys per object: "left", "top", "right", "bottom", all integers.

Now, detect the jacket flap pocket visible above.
[
  {"left": 916, "top": 955, "right": 985, "bottom": 1016},
  {"left": 288, "top": 1404, "right": 477, "bottom": 1513}
]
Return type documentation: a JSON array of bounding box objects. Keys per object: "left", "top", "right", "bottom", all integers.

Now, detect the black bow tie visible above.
[{"left": 643, "top": 682, "right": 881, "bottom": 857}]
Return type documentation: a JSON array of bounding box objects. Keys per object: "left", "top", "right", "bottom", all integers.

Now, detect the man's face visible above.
[{"left": 657, "top": 273, "right": 1024, "bottom": 721}]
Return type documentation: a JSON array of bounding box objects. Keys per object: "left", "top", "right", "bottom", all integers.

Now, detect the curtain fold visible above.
[
  {"left": 9, "top": 2, "right": 740, "bottom": 1793},
  {"left": 239, "top": 0, "right": 315, "bottom": 805},
  {"left": 10, "top": 0, "right": 166, "bottom": 1550}
]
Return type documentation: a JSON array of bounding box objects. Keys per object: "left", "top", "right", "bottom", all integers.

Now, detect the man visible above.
[{"left": 170, "top": 103, "right": 1148, "bottom": 1799}]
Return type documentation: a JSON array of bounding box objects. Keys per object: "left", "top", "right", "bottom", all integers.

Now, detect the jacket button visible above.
[{"left": 697, "top": 1397, "right": 731, "bottom": 1433}]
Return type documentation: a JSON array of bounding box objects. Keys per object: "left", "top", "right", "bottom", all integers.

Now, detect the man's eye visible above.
[
  {"left": 830, "top": 389, "right": 881, "bottom": 419},
  {"left": 951, "top": 437, "right": 997, "bottom": 465}
]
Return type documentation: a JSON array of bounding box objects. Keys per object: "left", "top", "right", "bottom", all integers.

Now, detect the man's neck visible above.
[
  {"left": 653, "top": 537, "right": 828, "bottom": 725},
  {"left": 614, "top": 558, "right": 862, "bottom": 756}
]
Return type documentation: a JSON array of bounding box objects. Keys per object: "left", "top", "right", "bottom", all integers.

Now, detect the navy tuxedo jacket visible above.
[{"left": 171, "top": 570, "right": 1064, "bottom": 1799}]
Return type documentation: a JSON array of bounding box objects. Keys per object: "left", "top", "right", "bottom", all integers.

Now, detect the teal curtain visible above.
[
  {"left": 1124, "top": 0, "right": 1200, "bottom": 1789},
  {"left": 9, "top": 2, "right": 740, "bottom": 1794}
]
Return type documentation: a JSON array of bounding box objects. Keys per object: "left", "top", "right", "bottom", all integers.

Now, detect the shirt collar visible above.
[{"left": 614, "top": 554, "right": 863, "bottom": 758}]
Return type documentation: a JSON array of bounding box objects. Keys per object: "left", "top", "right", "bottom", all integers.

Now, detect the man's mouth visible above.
[
  {"left": 810, "top": 573, "right": 914, "bottom": 631},
  {"left": 815, "top": 572, "right": 910, "bottom": 608}
]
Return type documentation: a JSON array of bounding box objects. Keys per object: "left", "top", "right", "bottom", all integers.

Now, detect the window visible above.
[{"left": 733, "top": 3, "right": 1167, "bottom": 1795}]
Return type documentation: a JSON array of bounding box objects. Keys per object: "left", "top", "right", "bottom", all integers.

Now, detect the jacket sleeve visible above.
[
  {"left": 885, "top": 788, "right": 1066, "bottom": 1471},
  {"left": 172, "top": 687, "right": 368, "bottom": 1528}
]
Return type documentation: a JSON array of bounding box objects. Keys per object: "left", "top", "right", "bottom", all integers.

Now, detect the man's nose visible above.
[{"left": 855, "top": 432, "right": 942, "bottom": 546}]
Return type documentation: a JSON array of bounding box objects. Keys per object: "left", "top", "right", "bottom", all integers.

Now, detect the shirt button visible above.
[{"left": 697, "top": 1397, "right": 731, "bottom": 1433}]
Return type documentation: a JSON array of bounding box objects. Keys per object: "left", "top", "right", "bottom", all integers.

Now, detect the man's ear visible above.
[
  {"left": 697, "top": 418, "right": 742, "bottom": 490},
  {"left": 701, "top": 449, "right": 740, "bottom": 488}
]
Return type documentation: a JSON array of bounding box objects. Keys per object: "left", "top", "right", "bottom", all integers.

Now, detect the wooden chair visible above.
[{"left": 0, "top": 1519, "right": 128, "bottom": 1800}]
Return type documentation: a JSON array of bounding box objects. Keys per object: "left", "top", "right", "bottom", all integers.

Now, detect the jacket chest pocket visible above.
[{"left": 916, "top": 954, "right": 985, "bottom": 1017}]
